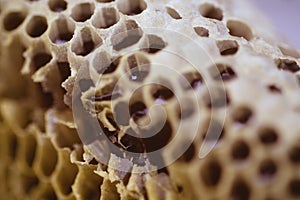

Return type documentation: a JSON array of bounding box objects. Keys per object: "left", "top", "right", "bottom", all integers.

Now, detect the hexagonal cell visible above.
[
  {"left": 31, "top": 52, "right": 52, "bottom": 71},
  {"left": 19, "top": 173, "right": 39, "bottom": 194},
  {"left": 48, "top": 0, "right": 67, "bottom": 12},
  {"left": 73, "top": 165, "right": 102, "bottom": 200},
  {"left": 194, "top": 26, "right": 209, "bottom": 37},
  {"left": 231, "top": 105, "right": 253, "bottom": 124},
  {"left": 199, "top": 3, "right": 223, "bottom": 20},
  {"left": 93, "top": 51, "right": 120, "bottom": 74},
  {"left": 216, "top": 40, "right": 239, "bottom": 56},
  {"left": 3, "top": 11, "right": 27, "bottom": 31},
  {"left": 258, "top": 127, "right": 279, "bottom": 145},
  {"left": 180, "top": 71, "right": 203, "bottom": 90},
  {"left": 26, "top": 15, "right": 48, "bottom": 37},
  {"left": 166, "top": 7, "right": 182, "bottom": 20},
  {"left": 16, "top": 134, "right": 37, "bottom": 168},
  {"left": 117, "top": 0, "right": 147, "bottom": 16},
  {"left": 230, "top": 179, "right": 251, "bottom": 200},
  {"left": 49, "top": 16, "right": 75, "bottom": 45},
  {"left": 71, "top": 2, "right": 95, "bottom": 22},
  {"left": 36, "top": 137, "right": 58, "bottom": 177},
  {"left": 231, "top": 140, "right": 250, "bottom": 161},
  {"left": 111, "top": 20, "right": 143, "bottom": 51},
  {"left": 276, "top": 59, "right": 300, "bottom": 73},
  {"left": 227, "top": 20, "right": 253, "bottom": 41},
  {"left": 92, "top": 7, "right": 119, "bottom": 29},
  {"left": 140, "top": 34, "right": 167, "bottom": 54},
  {"left": 33, "top": 184, "right": 57, "bottom": 200},
  {"left": 54, "top": 151, "right": 79, "bottom": 196},
  {"left": 124, "top": 53, "right": 151, "bottom": 82},
  {"left": 200, "top": 159, "right": 222, "bottom": 187},
  {"left": 150, "top": 83, "right": 174, "bottom": 104},
  {"left": 208, "top": 63, "right": 237, "bottom": 81},
  {"left": 177, "top": 142, "right": 196, "bottom": 162},
  {"left": 71, "top": 27, "right": 103, "bottom": 56},
  {"left": 96, "top": 0, "right": 114, "bottom": 2}
]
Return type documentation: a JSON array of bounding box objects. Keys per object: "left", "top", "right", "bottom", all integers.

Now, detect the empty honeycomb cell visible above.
[
  {"left": 202, "top": 87, "right": 230, "bottom": 108},
  {"left": 180, "top": 71, "right": 203, "bottom": 90},
  {"left": 289, "top": 145, "right": 300, "bottom": 164},
  {"left": 227, "top": 20, "right": 253, "bottom": 41},
  {"left": 125, "top": 53, "right": 151, "bottom": 82},
  {"left": 26, "top": 15, "right": 48, "bottom": 38},
  {"left": 258, "top": 159, "right": 277, "bottom": 180},
  {"left": 36, "top": 83, "right": 55, "bottom": 108},
  {"left": 231, "top": 140, "right": 250, "bottom": 161},
  {"left": 71, "top": 27, "right": 102, "bottom": 56},
  {"left": 8, "top": 133, "right": 18, "bottom": 161},
  {"left": 258, "top": 127, "right": 279, "bottom": 145},
  {"left": 267, "top": 84, "right": 282, "bottom": 94},
  {"left": 52, "top": 123, "right": 81, "bottom": 149},
  {"left": 3, "top": 11, "right": 26, "bottom": 31},
  {"left": 49, "top": 16, "right": 75, "bottom": 45},
  {"left": 129, "top": 101, "right": 147, "bottom": 122},
  {"left": 199, "top": 3, "right": 223, "bottom": 21},
  {"left": 200, "top": 159, "right": 222, "bottom": 187},
  {"left": 37, "top": 138, "right": 58, "bottom": 177},
  {"left": 31, "top": 52, "right": 52, "bottom": 71},
  {"left": 71, "top": 3, "right": 95, "bottom": 22},
  {"left": 111, "top": 20, "right": 143, "bottom": 51},
  {"left": 92, "top": 7, "right": 119, "bottom": 29},
  {"left": 117, "top": 0, "right": 147, "bottom": 16},
  {"left": 230, "top": 179, "right": 251, "bottom": 200},
  {"left": 177, "top": 142, "right": 196, "bottom": 162},
  {"left": 141, "top": 34, "right": 167, "bottom": 54},
  {"left": 232, "top": 105, "right": 253, "bottom": 124},
  {"left": 34, "top": 184, "right": 57, "bottom": 200},
  {"left": 151, "top": 84, "right": 174, "bottom": 104},
  {"left": 93, "top": 52, "right": 120, "bottom": 74},
  {"left": 120, "top": 129, "right": 145, "bottom": 153},
  {"left": 166, "top": 7, "right": 182, "bottom": 20},
  {"left": 57, "top": 62, "right": 71, "bottom": 80},
  {"left": 216, "top": 40, "right": 239, "bottom": 56},
  {"left": 288, "top": 179, "right": 300, "bottom": 197},
  {"left": 96, "top": 0, "right": 114, "bottom": 2},
  {"left": 194, "top": 26, "right": 209, "bottom": 37},
  {"left": 20, "top": 173, "right": 39, "bottom": 194},
  {"left": 73, "top": 165, "right": 102, "bottom": 200},
  {"left": 48, "top": 0, "right": 67, "bottom": 12},
  {"left": 16, "top": 134, "right": 37, "bottom": 168},
  {"left": 55, "top": 151, "right": 79, "bottom": 196},
  {"left": 209, "top": 63, "right": 237, "bottom": 81},
  {"left": 276, "top": 59, "right": 300, "bottom": 73},
  {"left": 142, "top": 120, "right": 173, "bottom": 152}
]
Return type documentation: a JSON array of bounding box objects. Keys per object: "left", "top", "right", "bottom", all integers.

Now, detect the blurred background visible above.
[{"left": 252, "top": 0, "right": 300, "bottom": 49}]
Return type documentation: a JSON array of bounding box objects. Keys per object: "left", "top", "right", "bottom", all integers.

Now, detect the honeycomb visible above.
[{"left": 1, "top": 0, "right": 300, "bottom": 200}]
